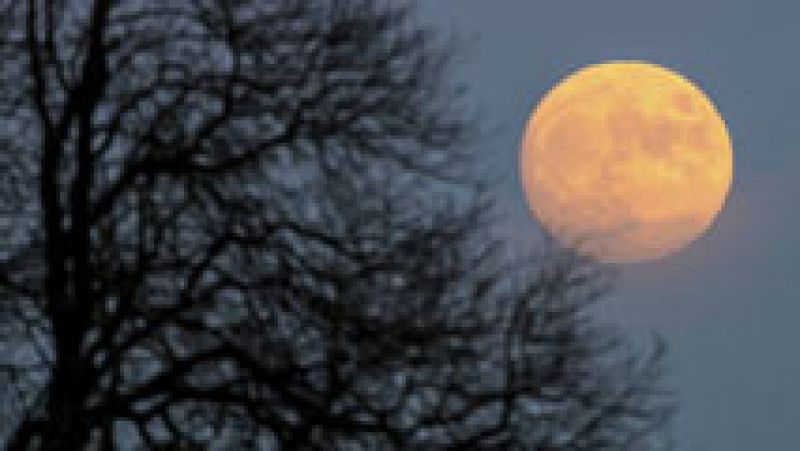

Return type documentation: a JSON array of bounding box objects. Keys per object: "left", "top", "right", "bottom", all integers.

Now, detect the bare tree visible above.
[{"left": 0, "top": 0, "right": 671, "bottom": 449}]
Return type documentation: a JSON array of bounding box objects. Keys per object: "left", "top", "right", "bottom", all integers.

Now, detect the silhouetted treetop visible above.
[{"left": 0, "top": 1, "right": 670, "bottom": 449}]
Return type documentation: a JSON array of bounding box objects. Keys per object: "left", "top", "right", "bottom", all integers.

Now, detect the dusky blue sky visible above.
[{"left": 421, "top": 1, "right": 800, "bottom": 449}]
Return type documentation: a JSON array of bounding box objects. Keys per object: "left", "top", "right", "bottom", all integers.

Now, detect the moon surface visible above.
[{"left": 520, "top": 61, "right": 733, "bottom": 263}]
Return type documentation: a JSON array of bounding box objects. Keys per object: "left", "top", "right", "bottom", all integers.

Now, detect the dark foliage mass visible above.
[{"left": 0, "top": 0, "right": 671, "bottom": 449}]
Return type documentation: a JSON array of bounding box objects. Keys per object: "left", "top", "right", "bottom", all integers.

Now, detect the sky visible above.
[{"left": 421, "top": 1, "right": 800, "bottom": 450}]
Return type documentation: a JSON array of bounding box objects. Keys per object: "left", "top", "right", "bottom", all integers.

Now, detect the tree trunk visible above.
[{"left": 40, "top": 368, "right": 93, "bottom": 450}]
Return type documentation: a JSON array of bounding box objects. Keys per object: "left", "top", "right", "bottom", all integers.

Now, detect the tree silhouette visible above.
[{"left": 0, "top": 0, "right": 671, "bottom": 449}]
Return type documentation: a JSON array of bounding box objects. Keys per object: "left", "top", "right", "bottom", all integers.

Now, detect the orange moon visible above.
[{"left": 520, "top": 61, "right": 733, "bottom": 263}]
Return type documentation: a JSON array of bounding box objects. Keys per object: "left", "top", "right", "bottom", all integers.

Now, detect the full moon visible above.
[{"left": 520, "top": 61, "right": 733, "bottom": 263}]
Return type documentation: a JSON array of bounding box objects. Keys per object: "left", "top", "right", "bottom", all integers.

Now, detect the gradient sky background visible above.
[{"left": 421, "top": 1, "right": 800, "bottom": 450}]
